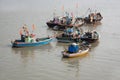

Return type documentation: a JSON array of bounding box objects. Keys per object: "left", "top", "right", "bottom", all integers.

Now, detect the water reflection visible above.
[
  {"left": 60, "top": 40, "right": 99, "bottom": 80},
  {"left": 62, "top": 58, "right": 80, "bottom": 79},
  {"left": 90, "top": 41, "right": 99, "bottom": 51},
  {"left": 11, "top": 44, "right": 54, "bottom": 64},
  {"left": 61, "top": 56, "right": 89, "bottom": 80}
]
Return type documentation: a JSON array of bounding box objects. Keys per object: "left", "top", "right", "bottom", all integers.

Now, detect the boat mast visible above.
[
  {"left": 61, "top": 5, "right": 64, "bottom": 17},
  {"left": 76, "top": 3, "right": 78, "bottom": 18},
  {"left": 53, "top": 7, "right": 56, "bottom": 18}
]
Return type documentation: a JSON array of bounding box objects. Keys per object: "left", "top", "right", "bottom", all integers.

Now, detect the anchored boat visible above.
[{"left": 11, "top": 37, "right": 53, "bottom": 48}]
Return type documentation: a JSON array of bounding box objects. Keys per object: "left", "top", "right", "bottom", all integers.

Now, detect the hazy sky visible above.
[
  {"left": 0, "top": 0, "right": 80, "bottom": 11},
  {"left": 1, "top": 0, "right": 119, "bottom": 12},
  {"left": 0, "top": 0, "right": 52, "bottom": 11}
]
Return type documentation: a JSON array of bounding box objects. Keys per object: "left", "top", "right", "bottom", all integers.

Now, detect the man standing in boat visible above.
[{"left": 19, "top": 24, "right": 29, "bottom": 42}]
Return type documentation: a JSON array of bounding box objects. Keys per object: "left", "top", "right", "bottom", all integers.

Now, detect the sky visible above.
[
  {"left": 0, "top": 0, "right": 80, "bottom": 12},
  {"left": 0, "top": 0, "right": 101, "bottom": 11},
  {"left": 1, "top": 0, "right": 119, "bottom": 16},
  {"left": 0, "top": 0, "right": 51, "bottom": 11}
]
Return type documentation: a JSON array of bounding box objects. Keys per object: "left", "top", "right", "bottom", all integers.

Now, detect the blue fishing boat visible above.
[{"left": 11, "top": 37, "right": 53, "bottom": 48}]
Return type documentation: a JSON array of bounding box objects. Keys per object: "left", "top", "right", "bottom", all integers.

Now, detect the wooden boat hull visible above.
[
  {"left": 46, "top": 22, "right": 58, "bottom": 28},
  {"left": 80, "top": 37, "right": 98, "bottom": 43},
  {"left": 53, "top": 23, "right": 73, "bottom": 31},
  {"left": 84, "top": 18, "right": 103, "bottom": 24},
  {"left": 62, "top": 48, "right": 89, "bottom": 58},
  {"left": 56, "top": 37, "right": 81, "bottom": 43},
  {"left": 12, "top": 37, "right": 53, "bottom": 48}
]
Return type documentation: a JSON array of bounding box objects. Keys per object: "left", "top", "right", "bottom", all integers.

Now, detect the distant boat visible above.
[
  {"left": 11, "top": 37, "right": 53, "bottom": 48},
  {"left": 62, "top": 48, "right": 89, "bottom": 58}
]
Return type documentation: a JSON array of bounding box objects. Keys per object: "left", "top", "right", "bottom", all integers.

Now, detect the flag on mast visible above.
[
  {"left": 19, "top": 29, "right": 22, "bottom": 35},
  {"left": 62, "top": 5, "right": 64, "bottom": 11},
  {"left": 32, "top": 24, "right": 35, "bottom": 30},
  {"left": 76, "top": 3, "right": 78, "bottom": 8}
]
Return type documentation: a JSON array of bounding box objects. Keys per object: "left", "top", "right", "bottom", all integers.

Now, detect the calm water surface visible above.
[{"left": 0, "top": 0, "right": 120, "bottom": 80}]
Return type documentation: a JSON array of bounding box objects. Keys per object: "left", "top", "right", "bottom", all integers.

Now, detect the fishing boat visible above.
[
  {"left": 11, "top": 37, "right": 53, "bottom": 48},
  {"left": 80, "top": 31, "right": 99, "bottom": 43},
  {"left": 56, "top": 26, "right": 82, "bottom": 43},
  {"left": 83, "top": 12, "right": 103, "bottom": 24},
  {"left": 46, "top": 16, "right": 60, "bottom": 28},
  {"left": 56, "top": 30, "right": 81, "bottom": 43},
  {"left": 62, "top": 48, "right": 89, "bottom": 58}
]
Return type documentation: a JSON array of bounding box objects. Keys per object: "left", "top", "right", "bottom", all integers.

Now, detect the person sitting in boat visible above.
[
  {"left": 30, "top": 34, "right": 36, "bottom": 42},
  {"left": 89, "top": 13, "right": 94, "bottom": 23},
  {"left": 25, "top": 34, "right": 34, "bottom": 43},
  {"left": 30, "top": 33, "right": 35, "bottom": 38},
  {"left": 53, "top": 17, "right": 59, "bottom": 24}
]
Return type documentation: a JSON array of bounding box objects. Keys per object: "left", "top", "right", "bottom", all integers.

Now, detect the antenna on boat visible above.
[
  {"left": 53, "top": 7, "right": 56, "bottom": 18},
  {"left": 82, "top": 8, "right": 91, "bottom": 17},
  {"left": 95, "top": 9, "right": 97, "bottom": 14},
  {"left": 32, "top": 24, "right": 35, "bottom": 34}
]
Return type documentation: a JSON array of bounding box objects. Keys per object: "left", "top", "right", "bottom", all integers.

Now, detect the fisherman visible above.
[{"left": 19, "top": 24, "right": 29, "bottom": 42}]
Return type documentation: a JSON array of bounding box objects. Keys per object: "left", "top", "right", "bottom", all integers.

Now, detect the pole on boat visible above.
[
  {"left": 32, "top": 24, "right": 35, "bottom": 34},
  {"left": 61, "top": 5, "right": 64, "bottom": 17},
  {"left": 53, "top": 7, "right": 56, "bottom": 18},
  {"left": 76, "top": 3, "right": 78, "bottom": 18}
]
